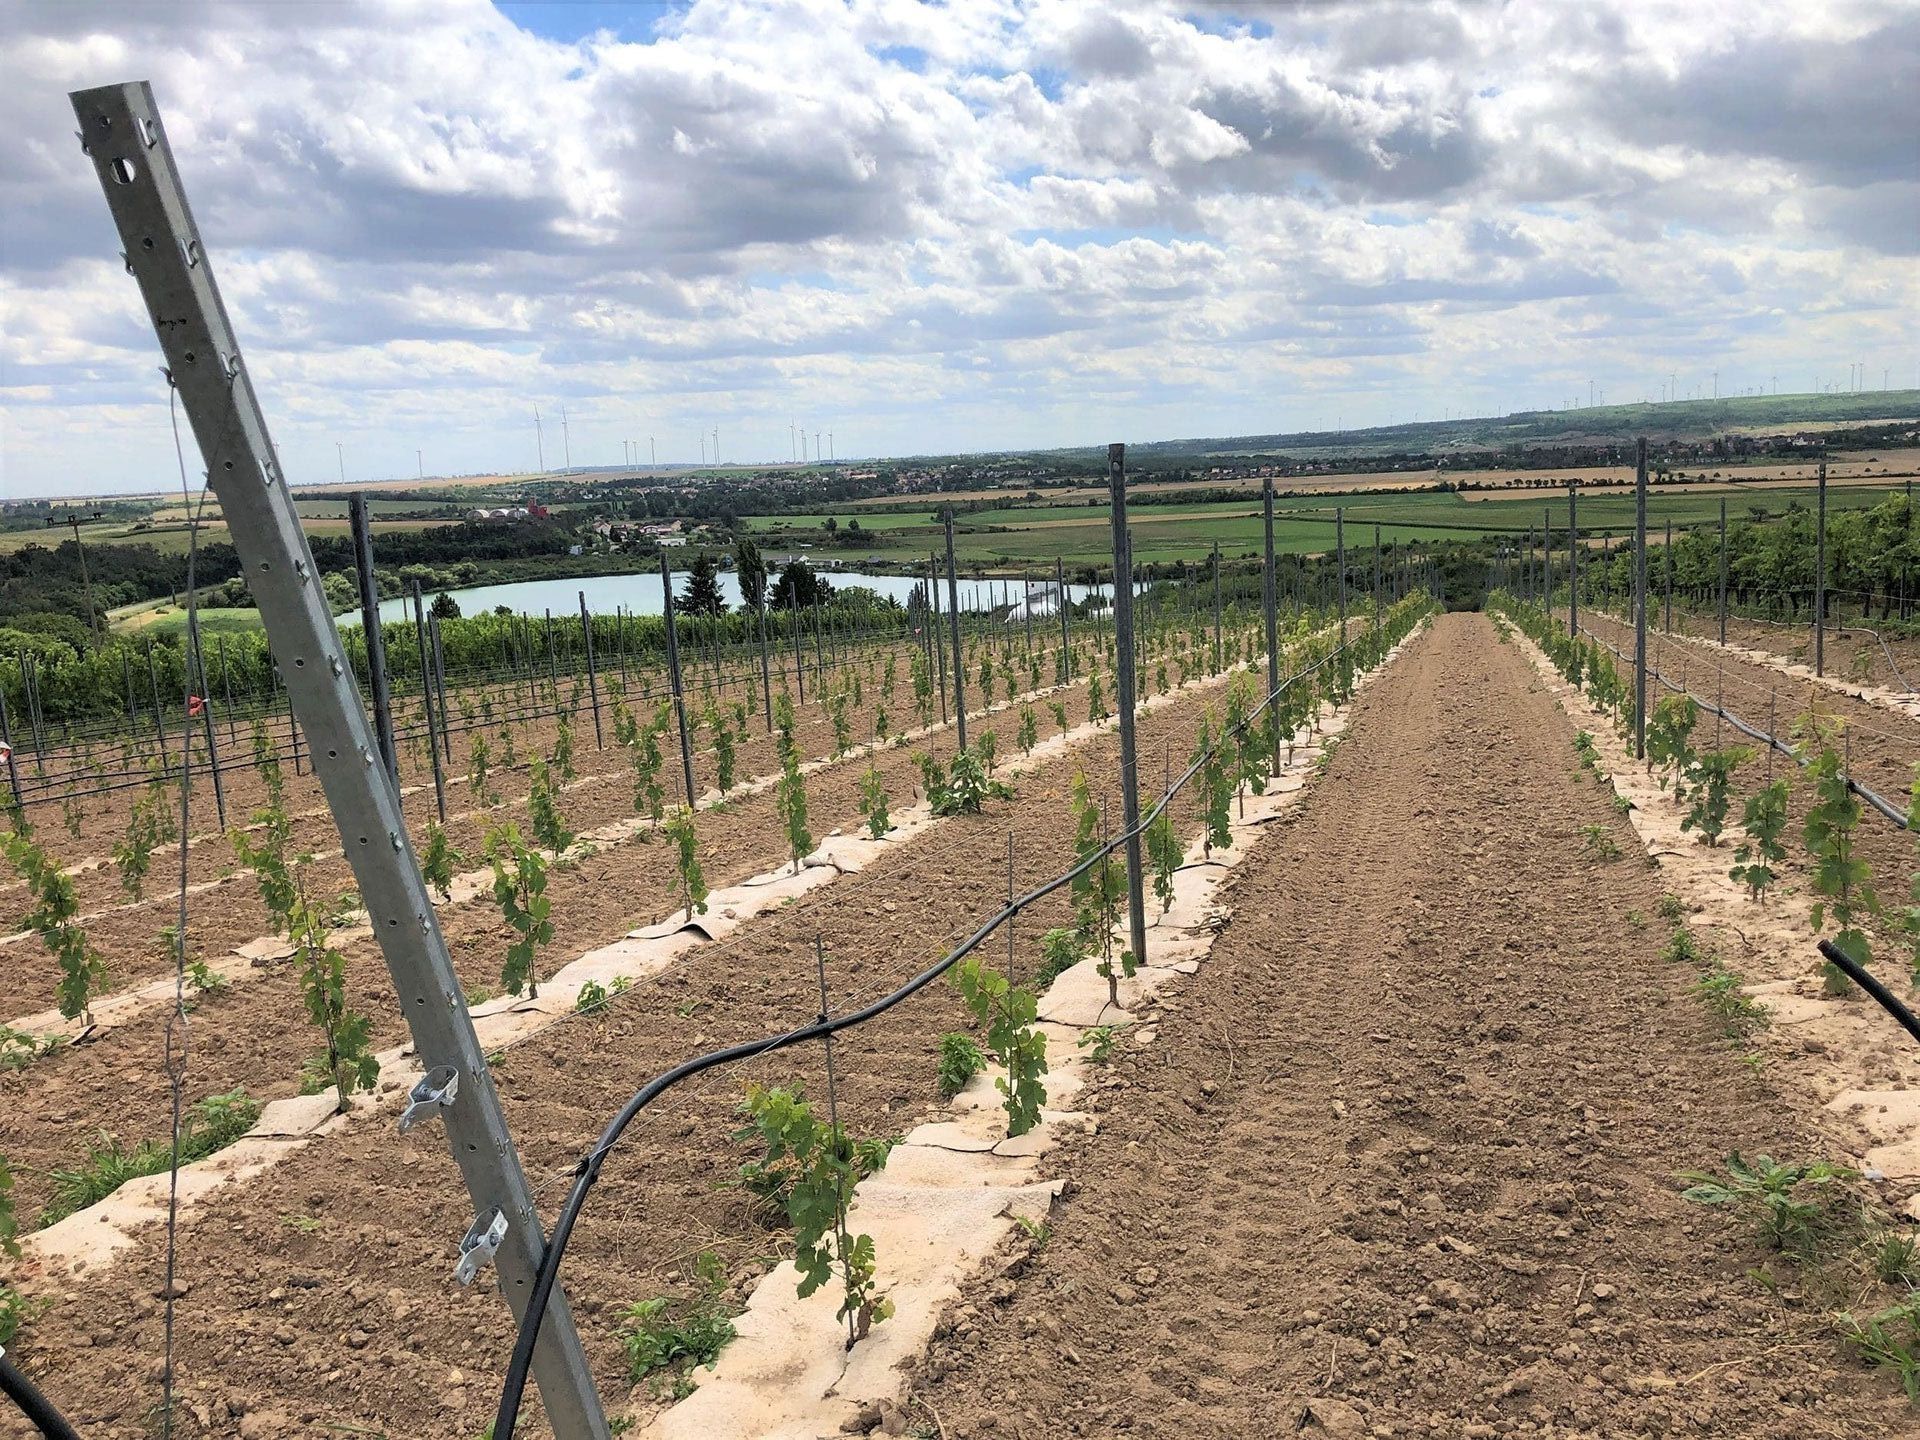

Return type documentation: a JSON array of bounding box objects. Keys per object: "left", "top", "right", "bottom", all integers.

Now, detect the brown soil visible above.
[
  {"left": 0, "top": 636, "right": 1230, "bottom": 1227},
  {"left": 0, "top": 642, "right": 1242, "bottom": 1438},
  {"left": 1657, "top": 608, "right": 1920, "bottom": 701},
  {"left": 906, "top": 613, "right": 1911, "bottom": 1438}
]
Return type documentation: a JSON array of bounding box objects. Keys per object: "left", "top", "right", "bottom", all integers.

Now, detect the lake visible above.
[{"left": 370, "top": 568, "right": 1112, "bottom": 624}]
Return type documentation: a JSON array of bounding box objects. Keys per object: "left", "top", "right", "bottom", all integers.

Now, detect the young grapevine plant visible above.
[
  {"left": 859, "top": 762, "right": 889, "bottom": 839},
  {"left": 486, "top": 823, "right": 554, "bottom": 998},
  {"left": 1729, "top": 780, "right": 1790, "bottom": 899},
  {"left": 949, "top": 956, "right": 1048, "bottom": 1137},
  {"left": 664, "top": 807, "right": 708, "bottom": 923},
  {"left": 1796, "top": 712, "right": 1879, "bottom": 970},
  {"left": 733, "top": 1085, "right": 895, "bottom": 1341},
  {"left": 3, "top": 822, "right": 108, "bottom": 1025}
]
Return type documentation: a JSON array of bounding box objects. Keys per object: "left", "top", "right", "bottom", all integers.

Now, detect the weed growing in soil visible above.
[
  {"left": 1579, "top": 824, "right": 1621, "bottom": 862},
  {"left": 617, "top": 1251, "right": 737, "bottom": 1399},
  {"left": 1681, "top": 1153, "right": 1857, "bottom": 1256},
  {"left": 1078, "top": 1024, "right": 1118, "bottom": 1063},
  {"left": 1836, "top": 1295, "right": 1920, "bottom": 1403},
  {"left": 1035, "top": 927, "right": 1087, "bottom": 988},
  {"left": 1691, "top": 962, "right": 1769, "bottom": 1038},
  {"left": 40, "top": 1088, "right": 261, "bottom": 1228},
  {"left": 950, "top": 957, "right": 1048, "bottom": 1137},
  {"left": 925, "top": 745, "right": 1011, "bottom": 817},
  {"left": 936, "top": 1033, "right": 984, "bottom": 1097},
  {"left": 1661, "top": 928, "right": 1701, "bottom": 964},
  {"left": 1657, "top": 893, "right": 1686, "bottom": 923}
]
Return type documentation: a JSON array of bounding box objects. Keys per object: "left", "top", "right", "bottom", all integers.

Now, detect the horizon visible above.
[{"left": 4, "top": 1, "right": 1917, "bottom": 500}]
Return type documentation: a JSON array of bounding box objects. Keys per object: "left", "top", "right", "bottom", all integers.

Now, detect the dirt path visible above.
[{"left": 909, "top": 612, "right": 1907, "bottom": 1438}]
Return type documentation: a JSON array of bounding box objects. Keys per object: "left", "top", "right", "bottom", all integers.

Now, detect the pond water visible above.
[{"left": 370, "top": 569, "right": 1111, "bottom": 623}]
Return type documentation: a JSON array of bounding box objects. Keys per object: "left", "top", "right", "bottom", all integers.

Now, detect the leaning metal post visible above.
[
  {"left": 69, "top": 81, "right": 609, "bottom": 1440},
  {"left": 1107, "top": 445, "right": 1149, "bottom": 972}
]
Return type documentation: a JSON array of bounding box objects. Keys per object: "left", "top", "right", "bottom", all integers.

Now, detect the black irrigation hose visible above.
[
  {"left": 0, "top": 1350, "right": 83, "bottom": 1440},
  {"left": 1571, "top": 620, "right": 1910, "bottom": 831},
  {"left": 1818, "top": 939, "right": 1920, "bottom": 1047},
  {"left": 490, "top": 602, "right": 1430, "bottom": 1440}
]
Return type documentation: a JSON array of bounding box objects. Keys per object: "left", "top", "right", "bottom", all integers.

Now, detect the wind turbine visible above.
[
  {"left": 560, "top": 405, "right": 572, "bottom": 474},
  {"left": 534, "top": 406, "right": 546, "bottom": 475}
]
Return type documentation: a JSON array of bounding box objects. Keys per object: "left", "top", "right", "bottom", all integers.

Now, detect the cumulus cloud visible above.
[{"left": 0, "top": 0, "right": 1915, "bottom": 496}]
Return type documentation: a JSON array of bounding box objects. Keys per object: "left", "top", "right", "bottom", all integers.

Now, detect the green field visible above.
[{"left": 745, "top": 483, "right": 1906, "bottom": 567}]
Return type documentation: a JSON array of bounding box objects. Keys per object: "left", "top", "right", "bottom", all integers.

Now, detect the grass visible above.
[
  {"left": 38, "top": 1087, "right": 261, "bottom": 1228},
  {"left": 616, "top": 1251, "right": 738, "bottom": 1399}
]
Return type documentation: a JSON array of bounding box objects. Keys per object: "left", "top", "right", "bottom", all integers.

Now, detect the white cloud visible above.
[{"left": 1, "top": 0, "right": 1915, "bottom": 497}]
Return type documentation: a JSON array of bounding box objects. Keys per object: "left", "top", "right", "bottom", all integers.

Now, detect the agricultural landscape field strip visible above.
[
  {"left": 905, "top": 613, "right": 1911, "bottom": 1438},
  {"left": 0, "top": 618, "right": 1318, "bottom": 1438}
]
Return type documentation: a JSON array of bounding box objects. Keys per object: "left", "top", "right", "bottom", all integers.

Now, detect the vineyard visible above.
[{"left": 3, "top": 79, "right": 1920, "bottom": 1440}]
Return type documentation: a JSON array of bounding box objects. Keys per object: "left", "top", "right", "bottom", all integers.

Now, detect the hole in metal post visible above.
[{"left": 109, "top": 157, "right": 137, "bottom": 184}]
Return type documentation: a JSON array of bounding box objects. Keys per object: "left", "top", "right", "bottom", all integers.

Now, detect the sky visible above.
[{"left": 1, "top": 0, "right": 1916, "bottom": 499}]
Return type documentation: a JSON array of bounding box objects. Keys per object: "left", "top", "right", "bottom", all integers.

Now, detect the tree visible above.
[
  {"left": 681, "top": 553, "right": 726, "bottom": 617},
  {"left": 824, "top": 517, "right": 839, "bottom": 536},
  {"left": 736, "top": 537, "right": 768, "bottom": 614},
  {"left": 771, "top": 559, "right": 831, "bottom": 611},
  {"left": 430, "top": 591, "right": 462, "bottom": 620}
]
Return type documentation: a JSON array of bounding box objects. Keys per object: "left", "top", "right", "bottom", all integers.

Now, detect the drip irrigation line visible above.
[
  {"left": 0, "top": 1351, "right": 81, "bottom": 1440},
  {"left": 491, "top": 603, "right": 1429, "bottom": 1440},
  {"left": 1817, "top": 940, "right": 1920, "bottom": 1047}
]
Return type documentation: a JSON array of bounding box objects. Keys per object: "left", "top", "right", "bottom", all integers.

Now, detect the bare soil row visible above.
[{"left": 906, "top": 613, "right": 1911, "bottom": 1438}]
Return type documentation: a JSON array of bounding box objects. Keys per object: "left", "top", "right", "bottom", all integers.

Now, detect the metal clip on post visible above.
[
  {"left": 397, "top": 1064, "right": 460, "bottom": 1133},
  {"left": 456, "top": 1208, "right": 511, "bottom": 1286}
]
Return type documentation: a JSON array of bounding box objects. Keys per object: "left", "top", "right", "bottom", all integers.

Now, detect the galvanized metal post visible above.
[
  {"left": 659, "top": 558, "right": 698, "bottom": 808},
  {"left": 0, "top": 684, "right": 22, "bottom": 811},
  {"left": 1814, "top": 457, "right": 1828, "bottom": 677},
  {"left": 1713, "top": 497, "right": 1727, "bottom": 643},
  {"left": 1336, "top": 508, "right": 1347, "bottom": 635},
  {"left": 1056, "top": 556, "right": 1071, "bottom": 682},
  {"left": 1107, "top": 445, "right": 1148, "bottom": 971},
  {"left": 1663, "top": 522, "right": 1673, "bottom": 634},
  {"left": 429, "top": 612, "right": 453, "bottom": 767},
  {"left": 1211, "top": 540, "right": 1222, "bottom": 672},
  {"left": 184, "top": 606, "right": 227, "bottom": 827},
  {"left": 70, "top": 80, "right": 609, "bottom": 1440},
  {"left": 349, "top": 495, "right": 398, "bottom": 792},
  {"left": 943, "top": 511, "right": 967, "bottom": 750},
  {"left": 1261, "top": 471, "right": 1281, "bottom": 767},
  {"left": 1372, "top": 524, "right": 1382, "bottom": 635},
  {"left": 1633, "top": 437, "right": 1649, "bottom": 760},
  {"left": 1567, "top": 486, "right": 1578, "bottom": 637},
  {"left": 754, "top": 598, "right": 773, "bottom": 732},
  {"left": 411, "top": 582, "right": 447, "bottom": 823},
  {"left": 577, "top": 592, "right": 603, "bottom": 748}
]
